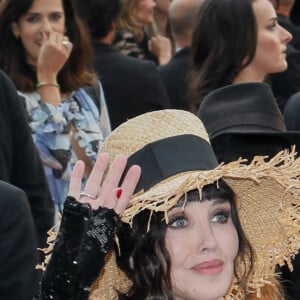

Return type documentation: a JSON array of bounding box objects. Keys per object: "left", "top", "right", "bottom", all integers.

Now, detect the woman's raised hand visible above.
[
  {"left": 37, "top": 28, "right": 73, "bottom": 81},
  {"left": 68, "top": 153, "right": 141, "bottom": 215},
  {"left": 148, "top": 35, "right": 171, "bottom": 65}
]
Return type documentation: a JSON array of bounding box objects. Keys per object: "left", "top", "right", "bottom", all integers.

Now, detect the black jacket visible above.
[
  {"left": 158, "top": 47, "right": 192, "bottom": 110},
  {"left": 0, "top": 180, "right": 40, "bottom": 300},
  {"left": 92, "top": 42, "right": 170, "bottom": 129},
  {"left": 0, "top": 70, "right": 54, "bottom": 247}
]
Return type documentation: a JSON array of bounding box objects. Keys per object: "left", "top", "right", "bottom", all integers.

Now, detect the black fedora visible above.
[{"left": 198, "top": 82, "right": 300, "bottom": 150}]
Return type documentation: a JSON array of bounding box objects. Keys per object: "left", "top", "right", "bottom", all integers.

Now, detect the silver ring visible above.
[
  {"left": 62, "top": 40, "right": 72, "bottom": 48},
  {"left": 80, "top": 191, "right": 97, "bottom": 200}
]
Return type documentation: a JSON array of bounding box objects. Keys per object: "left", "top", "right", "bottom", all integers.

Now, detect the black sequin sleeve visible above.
[
  {"left": 40, "top": 197, "right": 119, "bottom": 300},
  {"left": 76, "top": 205, "right": 120, "bottom": 298}
]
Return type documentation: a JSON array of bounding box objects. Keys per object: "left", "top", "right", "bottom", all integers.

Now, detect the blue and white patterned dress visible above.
[{"left": 18, "top": 81, "right": 111, "bottom": 211}]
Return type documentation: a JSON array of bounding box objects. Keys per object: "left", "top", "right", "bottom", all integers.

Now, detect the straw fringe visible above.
[
  {"left": 36, "top": 221, "right": 60, "bottom": 272},
  {"left": 223, "top": 275, "right": 276, "bottom": 299}
]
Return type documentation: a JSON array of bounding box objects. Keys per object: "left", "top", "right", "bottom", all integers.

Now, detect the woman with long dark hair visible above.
[
  {"left": 0, "top": 0, "right": 111, "bottom": 210},
  {"left": 188, "top": 0, "right": 292, "bottom": 112}
]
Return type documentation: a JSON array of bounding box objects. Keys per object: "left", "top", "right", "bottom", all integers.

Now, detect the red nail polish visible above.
[{"left": 116, "top": 188, "right": 122, "bottom": 199}]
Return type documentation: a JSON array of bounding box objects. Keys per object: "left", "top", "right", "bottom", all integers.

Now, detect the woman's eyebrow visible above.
[
  {"left": 173, "top": 196, "right": 230, "bottom": 208},
  {"left": 211, "top": 198, "right": 230, "bottom": 206},
  {"left": 268, "top": 16, "right": 278, "bottom": 23}
]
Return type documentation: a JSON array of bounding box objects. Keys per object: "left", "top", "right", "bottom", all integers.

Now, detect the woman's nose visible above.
[
  {"left": 40, "top": 19, "right": 52, "bottom": 36},
  {"left": 195, "top": 224, "right": 218, "bottom": 253},
  {"left": 280, "top": 25, "right": 293, "bottom": 44}
]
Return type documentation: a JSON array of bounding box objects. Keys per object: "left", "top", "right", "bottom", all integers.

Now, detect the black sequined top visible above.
[{"left": 39, "top": 197, "right": 119, "bottom": 300}]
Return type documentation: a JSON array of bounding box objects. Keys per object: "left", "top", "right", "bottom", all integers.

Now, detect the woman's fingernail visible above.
[{"left": 116, "top": 188, "right": 123, "bottom": 199}]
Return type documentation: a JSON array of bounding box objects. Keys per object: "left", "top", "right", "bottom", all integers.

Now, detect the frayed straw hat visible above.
[{"left": 88, "top": 109, "right": 300, "bottom": 299}]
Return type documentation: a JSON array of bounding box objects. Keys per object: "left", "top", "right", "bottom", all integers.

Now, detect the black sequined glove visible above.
[
  {"left": 40, "top": 197, "right": 92, "bottom": 299},
  {"left": 40, "top": 197, "right": 120, "bottom": 300},
  {"left": 76, "top": 206, "right": 120, "bottom": 298}
]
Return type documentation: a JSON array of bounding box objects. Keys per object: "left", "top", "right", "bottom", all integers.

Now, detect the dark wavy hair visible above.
[
  {"left": 115, "top": 180, "right": 254, "bottom": 299},
  {"left": 74, "top": 0, "right": 121, "bottom": 40},
  {"left": 0, "top": 0, "right": 96, "bottom": 93},
  {"left": 188, "top": 0, "right": 257, "bottom": 113}
]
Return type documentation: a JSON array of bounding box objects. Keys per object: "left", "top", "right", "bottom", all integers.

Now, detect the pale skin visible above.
[
  {"left": 68, "top": 153, "right": 141, "bottom": 213},
  {"left": 166, "top": 199, "right": 239, "bottom": 300}
]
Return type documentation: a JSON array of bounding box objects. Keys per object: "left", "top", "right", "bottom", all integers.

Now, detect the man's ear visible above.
[{"left": 11, "top": 22, "right": 20, "bottom": 38}]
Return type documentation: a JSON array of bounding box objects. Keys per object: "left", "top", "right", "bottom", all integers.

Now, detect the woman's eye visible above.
[
  {"left": 50, "top": 14, "right": 61, "bottom": 21},
  {"left": 168, "top": 216, "right": 189, "bottom": 229},
  {"left": 267, "top": 22, "right": 277, "bottom": 31},
  {"left": 211, "top": 210, "right": 230, "bottom": 224},
  {"left": 27, "top": 15, "right": 39, "bottom": 23}
]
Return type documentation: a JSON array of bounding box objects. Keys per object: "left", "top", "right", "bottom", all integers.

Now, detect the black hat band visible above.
[{"left": 124, "top": 134, "right": 219, "bottom": 193}]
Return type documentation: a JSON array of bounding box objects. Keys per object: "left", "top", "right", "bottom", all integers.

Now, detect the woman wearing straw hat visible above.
[{"left": 40, "top": 110, "right": 300, "bottom": 299}]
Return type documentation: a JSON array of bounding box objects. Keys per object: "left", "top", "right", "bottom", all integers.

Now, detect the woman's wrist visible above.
[
  {"left": 37, "top": 71, "right": 57, "bottom": 82},
  {"left": 37, "top": 82, "right": 60, "bottom": 89},
  {"left": 37, "top": 73, "right": 61, "bottom": 105},
  {"left": 158, "top": 53, "right": 171, "bottom": 65}
]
